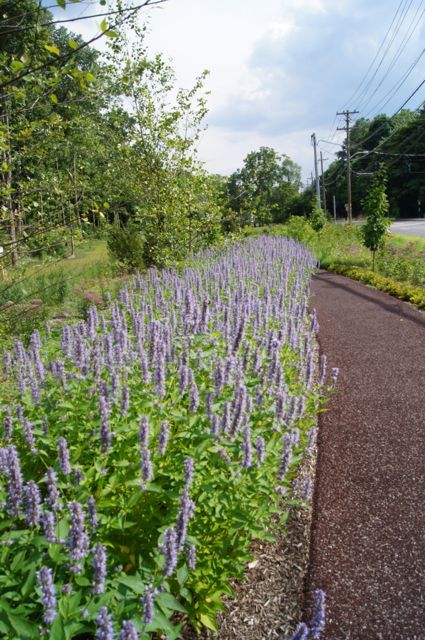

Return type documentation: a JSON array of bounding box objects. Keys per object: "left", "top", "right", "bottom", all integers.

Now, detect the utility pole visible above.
[
  {"left": 311, "top": 133, "right": 321, "bottom": 210},
  {"left": 333, "top": 195, "right": 337, "bottom": 221},
  {"left": 320, "top": 151, "right": 327, "bottom": 213},
  {"left": 337, "top": 109, "right": 358, "bottom": 224}
]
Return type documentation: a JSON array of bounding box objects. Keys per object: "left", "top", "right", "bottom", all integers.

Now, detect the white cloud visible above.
[{"left": 59, "top": 0, "right": 425, "bottom": 180}]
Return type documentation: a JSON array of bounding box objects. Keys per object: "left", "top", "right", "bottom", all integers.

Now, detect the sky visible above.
[{"left": 51, "top": 0, "right": 425, "bottom": 183}]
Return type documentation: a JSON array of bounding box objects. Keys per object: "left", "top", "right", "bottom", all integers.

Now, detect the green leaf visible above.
[
  {"left": 44, "top": 44, "right": 61, "bottom": 56},
  {"left": 176, "top": 565, "right": 188, "bottom": 586},
  {"left": 156, "top": 592, "right": 187, "bottom": 613},
  {"left": 50, "top": 94, "right": 58, "bottom": 105},
  {"left": 11, "top": 60, "right": 24, "bottom": 73},
  {"left": 7, "top": 614, "right": 39, "bottom": 639},
  {"left": 117, "top": 575, "right": 146, "bottom": 595},
  {"left": 56, "top": 0, "right": 66, "bottom": 7},
  {"left": 100, "top": 18, "right": 108, "bottom": 32},
  {"left": 67, "top": 39, "right": 79, "bottom": 50},
  {"left": 105, "top": 30, "right": 119, "bottom": 38},
  {"left": 50, "top": 616, "right": 66, "bottom": 640},
  {"left": 199, "top": 613, "right": 218, "bottom": 632}
]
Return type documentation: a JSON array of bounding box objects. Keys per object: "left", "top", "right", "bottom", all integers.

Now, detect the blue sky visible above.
[{"left": 51, "top": 0, "right": 425, "bottom": 181}]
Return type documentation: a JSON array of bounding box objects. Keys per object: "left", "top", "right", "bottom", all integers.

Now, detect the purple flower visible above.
[
  {"left": 158, "top": 421, "right": 170, "bottom": 455},
  {"left": 23, "top": 480, "right": 41, "bottom": 526},
  {"left": 139, "top": 417, "right": 153, "bottom": 484},
  {"left": 5, "top": 446, "right": 23, "bottom": 517},
  {"left": 23, "top": 418, "right": 37, "bottom": 453},
  {"left": 96, "top": 606, "right": 114, "bottom": 640},
  {"left": 68, "top": 501, "right": 90, "bottom": 573},
  {"left": 42, "top": 510, "right": 56, "bottom": 543},
  {"left": 289, "top": 622, "right": 309, "bottom": 640},
  {"left": 162, "top": 527, "right": 178, "bottom": 577},
  {"left": 37, "top": 566, "right": 56, "bottom": 624},
  {"left": 189, "top": 382, "right": 199, "bottom": 412},
  {"left": 99, "top": 394, "right": 111, "bottom": 453},
  {"left": 61, "top": 584, "right": 73, "bottom": 595},
  {"left": 255, "top": 436, "right": 265, "bottom": 465},
  {"left": 310, "top": 589, "right": 326, "bottom": 639},
  {"left": 241, "top": 426, "right": 252, "bottom": 469},
  {"left": 87, "top": 495, "right": 98, "bottom": 532},
  {"left": 331, "top": 367, "right": 340, "bottom": 386},
  {"left": 142, "top": 584, "right": 157, "bottom": 624},
  {"left": 186, "top": 544, "right": 197, "bottom": 570},
  {"left": 3, "top": 406, "right": 13, "bottom": 441},
  {"left": 119, "top": 620, "right": 138, "bottom": 640},
  {"left": 57, "top": 437, "right": 71, "bottom": 476},
  {"left": 92, "top": 543, "right": 107, "bottom": 595}
]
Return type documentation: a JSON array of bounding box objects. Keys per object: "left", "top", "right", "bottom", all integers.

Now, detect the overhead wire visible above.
[
  {"left": 357, "top": 0, "right": 425, "bottom": 113},
  {"left": 342, "top": 0, "right": 409, "bottom": 109}
]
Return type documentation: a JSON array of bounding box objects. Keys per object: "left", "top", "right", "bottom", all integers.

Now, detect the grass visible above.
[{"left": 0, "top": 238, "right": 118, "bottom": 345}]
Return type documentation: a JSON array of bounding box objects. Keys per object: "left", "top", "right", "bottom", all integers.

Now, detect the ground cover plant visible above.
[{"left": 0, "top": 236, "right": 327, "bottom": 639}]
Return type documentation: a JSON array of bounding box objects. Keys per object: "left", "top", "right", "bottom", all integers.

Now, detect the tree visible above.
[
  {"left": 225, "top": 147, "right": 302, "bottom": 227},
  {"left": 361, "top": 165, "right": 391, "bottom": 270}
]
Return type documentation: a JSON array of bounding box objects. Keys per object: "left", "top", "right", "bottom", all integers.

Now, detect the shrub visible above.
[
  {"left": 327, "top": 263, "right": 425, "bottom": 309},
  {"left": 107, "top": 224, "right": 146, "bottom": 272}
]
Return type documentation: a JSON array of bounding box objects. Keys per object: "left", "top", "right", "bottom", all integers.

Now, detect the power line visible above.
[
  {"left": 357, "top": 0, "right": 425, "bottom": 113},
  {"left": 365, "top": 48, "right": 425, "bottom": 117},
  {"left": 342, "top": 0, "right": 409, "bottom": 109},
  {"left": 353, "top": 0, "right": 415, "bottom": 110}
]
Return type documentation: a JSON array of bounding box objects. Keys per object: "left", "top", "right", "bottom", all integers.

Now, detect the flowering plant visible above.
[{"left": 0, "top": 237, "right": 325, "bottom": 638}]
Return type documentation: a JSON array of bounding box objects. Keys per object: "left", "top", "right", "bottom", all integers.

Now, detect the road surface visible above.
[{"left": 389, "top": 219, "right": 425, "bottom": 238}]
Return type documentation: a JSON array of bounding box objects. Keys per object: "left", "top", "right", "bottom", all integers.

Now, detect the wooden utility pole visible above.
[
  {"left": 311, "top": 133, "right": 321, "bottom": 210},
  {"left": 320, "top": 151, "right": 327, "bottom": 213},
  {"left": 337, "top": 109, "right": 358, "bottom": 223}
]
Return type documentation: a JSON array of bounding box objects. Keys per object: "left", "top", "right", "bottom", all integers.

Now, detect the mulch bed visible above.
[{"left": 308, "top": 270, "right": 425, "bottom": 639}]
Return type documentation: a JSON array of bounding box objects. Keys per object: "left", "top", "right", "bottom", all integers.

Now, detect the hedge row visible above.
[{"left": 326, "top": 264, "right": 425, "bottom": 310}]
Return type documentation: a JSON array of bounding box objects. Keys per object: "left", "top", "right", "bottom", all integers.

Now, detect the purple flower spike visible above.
[
  {"left": 37, "top": 566, "right": 56, "bottom": 624},
  {"left": 43, "top": 510, "right": 56, "bottom": 543},
  {"left": 23, "top": 480, "right": 41, "bottom": 527},
  {"left": 96, "top": 606, "right": 114, "bottom": 640},
  {"left": 255, "top": 436, "right": 265, "bottom": 465},
  {"left": 119, "top": 620, "right": 139, "bottom": 640},
  {"left": 68, "top": 501, "right": 90, "bottom": 574},
  {"left": 45, "top": 468, "right": 61, "bottom": 512},
  {"left": 158, "top": 421, "right": 170, "bottom": 455},
  {"left": 289, "top": 622, "right": 309, "bottom": 640},
  {"left": 3, "top": 406, "right": 13, "bottom": 441},
  {"left": 142, "top": 584, "right": 158, "bottom": 624},
  {"left": 331, "top": 367, "right": 340, "bottom": 387},
  {"left": 57, "top": 437, "right": 71, "bottom": 476},
  {"left": 87, "top": 496, "right": 98, "bottom": 532},
  {"left": 186, "top": 544, "right": 197, "bottom": 570},
  {"left": 99, "top": 394, "right": 111, "bottom": 453},
  {"left": 310, "top": 589, "right": 326, "bottom": 640},
  {"left": 162, "top": 527, "right": 178, "bottom": 577},
  {"left": 139, "top": 417, "right": 153, "bottom": 484},
  {"left": 5, "top": 446, "right": 23, "bottom": 517},
  {"left": 92, "top": 543, "right": 107, "bottom": 595}
]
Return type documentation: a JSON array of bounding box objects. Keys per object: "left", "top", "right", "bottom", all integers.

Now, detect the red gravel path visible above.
[{"left": 308, "top": 270, "right": 425, "bottom": 640}]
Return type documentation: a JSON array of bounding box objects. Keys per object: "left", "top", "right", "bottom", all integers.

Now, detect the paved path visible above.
[{"left": 308, "top": 270, "right": 425, "bottom": 640}]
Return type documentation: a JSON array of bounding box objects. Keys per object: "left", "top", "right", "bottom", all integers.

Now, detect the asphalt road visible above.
[{"left": 389, "top": 219, "right": 425, "bottom": 238}]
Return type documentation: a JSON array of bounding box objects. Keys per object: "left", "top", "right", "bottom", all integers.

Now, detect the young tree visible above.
[{"left": 361, "top": 165, "right": 391, "bottom": 271}]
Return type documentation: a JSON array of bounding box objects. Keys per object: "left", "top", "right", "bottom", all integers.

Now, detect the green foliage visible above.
[
  {"left": 224, "top": 147, "right": 302, "bottom": 227},
  {"left": 361, "top": 166, "right": 391, "bottom": 269},
  {"left": 107, "top": 224, "right": 146, "bottom": 272},
  {"left": 308, "top": 201, "right": 327, "bottom": 231},
  {"left": 327, "top": 263, "right": 425, "bottom": 309},
  {"left": 0, "top": 238, "right": 323, "bottom": 637}
]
